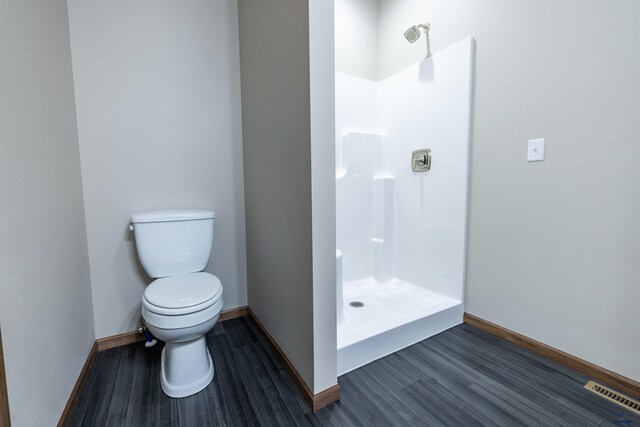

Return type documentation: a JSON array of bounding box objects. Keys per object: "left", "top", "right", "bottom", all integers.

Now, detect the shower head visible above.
[{"left": 404, "top": 23, "right": 430, "bottom": 44}]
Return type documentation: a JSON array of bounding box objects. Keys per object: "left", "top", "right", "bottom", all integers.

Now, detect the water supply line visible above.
[{"left": 138, "top": 316, "right": 157, "bottom": 348}]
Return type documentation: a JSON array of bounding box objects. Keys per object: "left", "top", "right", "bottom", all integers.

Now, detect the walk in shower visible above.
[{"left": 336, "top": 37, "right": 474, "bottom": 374}]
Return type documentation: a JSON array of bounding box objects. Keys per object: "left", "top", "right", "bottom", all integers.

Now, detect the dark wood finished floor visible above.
[{"left": 68, "top": 317, "right": 640, "bottom": 426}]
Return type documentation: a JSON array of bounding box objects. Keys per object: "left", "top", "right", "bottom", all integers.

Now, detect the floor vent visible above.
[{"left": 584, "top": 380, "right": 640, "bottom": 415}]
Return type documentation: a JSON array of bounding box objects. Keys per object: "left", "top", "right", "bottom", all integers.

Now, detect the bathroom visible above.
[{"left": 1, "top": 0, "right": 639, "bottom": 426}]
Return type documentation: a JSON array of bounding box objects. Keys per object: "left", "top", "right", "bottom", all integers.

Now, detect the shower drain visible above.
[{"left": 349, "top": 301, "right": 365, "bottom": 308}]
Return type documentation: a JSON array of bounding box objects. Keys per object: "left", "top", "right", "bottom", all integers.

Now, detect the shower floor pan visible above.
[{"left": 337, "top": 277, "right": 463, "bottom": 375}]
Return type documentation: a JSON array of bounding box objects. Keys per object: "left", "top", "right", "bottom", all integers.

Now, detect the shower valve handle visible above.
[{"left": 412, "top": 149, "right": 432, "bottom": 172}]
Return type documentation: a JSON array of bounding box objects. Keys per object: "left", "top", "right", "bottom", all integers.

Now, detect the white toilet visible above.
[{"left": 130, "top": 209, "right": 223, "bottom": 398}]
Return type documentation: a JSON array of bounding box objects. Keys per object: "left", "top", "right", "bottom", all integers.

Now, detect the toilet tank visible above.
[{"left": 131, "top": 209, "right": 215, "bottom": 278}]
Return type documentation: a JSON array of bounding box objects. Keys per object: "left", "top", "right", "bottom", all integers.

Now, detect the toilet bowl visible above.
[{"left": 131, "top": 209, "right": 222, "bottom": 398}]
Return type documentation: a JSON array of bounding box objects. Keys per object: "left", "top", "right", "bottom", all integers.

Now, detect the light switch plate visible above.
[{"left": 527, "top": 138, "right": 545, "bottom": 162}]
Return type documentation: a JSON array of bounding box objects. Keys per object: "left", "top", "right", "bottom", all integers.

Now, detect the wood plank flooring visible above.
[{"left": 68, "top": 317, "right": 640, "bottom": 426}]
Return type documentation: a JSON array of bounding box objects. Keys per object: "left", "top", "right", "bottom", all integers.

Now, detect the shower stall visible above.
[{"left": 336, "top": 37, "right": 474, "bottom": 374}]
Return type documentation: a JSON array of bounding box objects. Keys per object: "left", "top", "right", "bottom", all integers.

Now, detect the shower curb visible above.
[{"left": 338, "top": 303, "right": 464, "bottom": 376}]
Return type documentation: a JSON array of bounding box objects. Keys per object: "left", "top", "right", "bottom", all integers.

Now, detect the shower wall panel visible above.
[
  {"left": 336, "top": 132, "right": 394, "bottom": 282},
  {"left": 336, "top": 37, "right": 473, "bottom": 301},
  {"left": 379, "top": 37, "right": 473, "bottom": 301}
]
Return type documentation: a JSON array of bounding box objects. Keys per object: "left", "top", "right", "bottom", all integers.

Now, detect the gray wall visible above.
[
  {"left": 375, "top": 0, "right": 640, "bottom": 380},
  {"left": 238, "top": 0, "right": 315, "bottom": 390},
  {"left": 67, "top": 0, "right": 247, "bottom": 339},
  {"left": 0, "top": 1, "right": 95, "bottom": 425}
]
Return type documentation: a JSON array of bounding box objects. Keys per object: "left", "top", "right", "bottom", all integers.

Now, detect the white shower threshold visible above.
[{"left": 337, "top": 277, "right": 463, "bottom": 376}]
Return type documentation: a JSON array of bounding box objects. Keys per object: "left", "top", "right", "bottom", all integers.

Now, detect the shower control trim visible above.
[{"left": 412, "top": 149, "right": 431, "bottom": 172}]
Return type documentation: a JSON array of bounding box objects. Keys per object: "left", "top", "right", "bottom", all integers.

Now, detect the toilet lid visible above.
[{"left": 144, "top": 272, "right": 222, "bottom": 310}]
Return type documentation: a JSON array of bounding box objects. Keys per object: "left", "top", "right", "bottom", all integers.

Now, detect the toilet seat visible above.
[
  {"left": 143, "top": 297, "right": 223, "bottom": 330},
  {"left": 144, "top": 272, "right": 222, "bottom": 316}
]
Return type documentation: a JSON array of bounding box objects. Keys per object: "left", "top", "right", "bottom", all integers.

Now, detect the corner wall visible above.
[
  {"left": 67, "top": 0, "right": 247, "bottom": 339},
  {"left": 309, "top": 0, "right": 338, "bottom": 394},
  {"left": 238, "top": 0, "right": 338, "bottom": 395},
  {"left": 0, "top": 1, "right": 95, "bottom": 425},
  {"left": 377, "top": 0, "right": 640, "bottom": 381},
  {"left": 237, "top": 0, "right": 315, "bottom": 391}
]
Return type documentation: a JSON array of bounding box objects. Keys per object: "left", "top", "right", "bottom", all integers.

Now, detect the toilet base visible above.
[{"left": 160, "top": 335, "right": 214, "bottom": 398}]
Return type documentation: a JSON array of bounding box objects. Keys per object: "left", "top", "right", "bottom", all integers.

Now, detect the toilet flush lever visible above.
[
  {"left": 412, "top": 149, "right": 431, "bottom": 172},
  {"left": 129, "top": 224, "right": 134, "bottom": 231}
]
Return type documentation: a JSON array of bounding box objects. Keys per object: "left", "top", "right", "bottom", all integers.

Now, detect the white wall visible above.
[
  {"left": 0, "top": 1, "right": 95, "bottom": 425},
  {"left": 67, "top": 0, "right": 247, "bottom": 339},
  {"left": 377, "top": 0, "right": 640, "bottom": 381},
  {"left": 309, "top": 0, "right": 338, "bottom": 394},
  {"left": 335, "top": 0, "right": 379, "bottom": 81}
]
